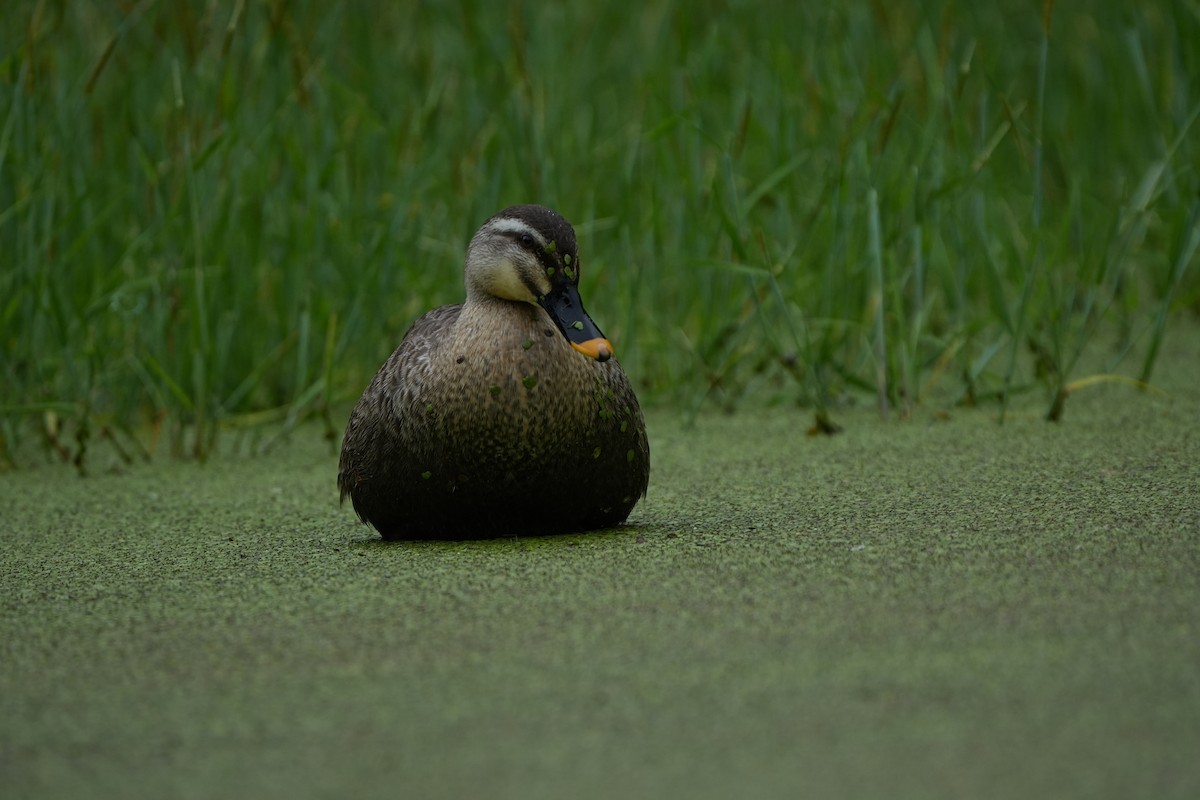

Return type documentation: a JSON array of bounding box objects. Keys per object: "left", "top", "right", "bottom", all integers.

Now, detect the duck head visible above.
[{"left": 464, "top": 204, "right": 614, "bottom": 362}]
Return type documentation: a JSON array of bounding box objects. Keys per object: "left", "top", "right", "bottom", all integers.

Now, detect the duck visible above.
[{"left": 337, "top": 204, "right": 650, "bottom": 540}]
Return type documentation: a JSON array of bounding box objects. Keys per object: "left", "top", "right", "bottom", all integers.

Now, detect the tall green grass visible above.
[{"left": 2, "top": 1, "right": 1197, "bottom": 466}]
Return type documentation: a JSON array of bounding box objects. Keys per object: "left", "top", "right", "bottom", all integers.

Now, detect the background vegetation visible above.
[{"left": 2, "top": 0, "right": 1198, "bottom": 465}]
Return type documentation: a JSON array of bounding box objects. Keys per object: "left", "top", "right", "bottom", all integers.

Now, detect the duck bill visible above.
[{"left": 538, "top": 282, "right": 614, "bottom": 363}]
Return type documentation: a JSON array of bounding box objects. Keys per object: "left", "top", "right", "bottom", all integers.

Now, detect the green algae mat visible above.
[{"left": 4, "top": 338, "right": 1199, "bottom": 799}]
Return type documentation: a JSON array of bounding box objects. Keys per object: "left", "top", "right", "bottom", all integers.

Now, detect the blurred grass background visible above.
[{"left": 2, "top": 0, "right": 1198, "bottom": 465}]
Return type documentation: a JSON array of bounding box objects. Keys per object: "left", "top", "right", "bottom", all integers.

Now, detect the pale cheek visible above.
[{"left": 488, "top": 258, "right": 539, "bottom": 303}]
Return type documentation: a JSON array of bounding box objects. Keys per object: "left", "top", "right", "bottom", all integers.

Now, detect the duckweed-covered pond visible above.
[{"left": 3, "top": 329, "right": 1199, "bottom": 799}]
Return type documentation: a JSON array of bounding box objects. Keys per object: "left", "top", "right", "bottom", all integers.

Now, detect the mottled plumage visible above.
[{"left": 338, "top": 205, "right": 649, "bottom": 539}]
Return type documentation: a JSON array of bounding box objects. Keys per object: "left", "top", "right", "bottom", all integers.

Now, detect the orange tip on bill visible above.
[{"left": 571, "top": 338, "right": 614, "bottom": 362}]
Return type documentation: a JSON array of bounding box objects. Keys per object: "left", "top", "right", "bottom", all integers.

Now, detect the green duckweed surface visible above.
[{"left": 3, "top": 332, "right": 1199, "bottom": 799}]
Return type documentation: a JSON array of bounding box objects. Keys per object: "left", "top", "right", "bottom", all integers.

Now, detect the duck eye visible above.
[{"left": 520, "top": 233, "right": 534, "bottom": 247}]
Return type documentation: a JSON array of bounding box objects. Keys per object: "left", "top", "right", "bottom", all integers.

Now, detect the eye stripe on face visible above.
[
  {"left": 483, "top": 218, "right": 547, "bottom": 249},
  {"left": 490, "top": 219, "right": 576, "bottom": 288},
  {"left": 477, "top": 211, "right": 582, "bottom": 300}
]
